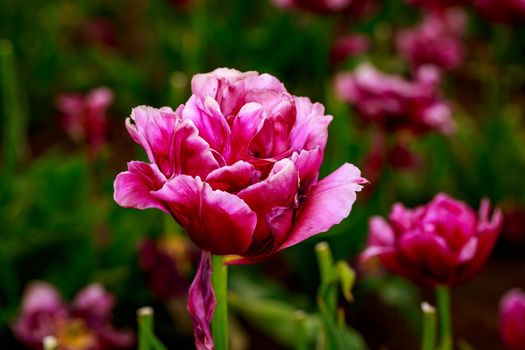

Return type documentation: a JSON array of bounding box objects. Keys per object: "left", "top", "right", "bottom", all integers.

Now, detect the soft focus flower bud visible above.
[
  {"left": 334, "top": 63, "right": 455, "bottom": 135},
  {"left": 12, "top": 282, "right": 134, "bottom": 349},
  {"left": 114, "top": 68, "right": 366, "bottom": 260},
  {"left": 396, "top": 9, "right": 465, "bottom": 71},
  {"left": 500, "top": 288, "right": 525, "bottom": 350},
  {"left": 361, "top": 193, "right": 503, "bottom": 287},
  {"left": 56, "top": 87, "right": 113, "bottom": 154}
]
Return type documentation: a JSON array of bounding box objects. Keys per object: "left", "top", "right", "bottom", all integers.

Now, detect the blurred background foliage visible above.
[{"left": 1, "top": 0, "right": 525, "bottom": 349}]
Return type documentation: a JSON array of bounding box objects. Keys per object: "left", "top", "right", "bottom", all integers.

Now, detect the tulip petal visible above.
[
  {"left": 170, "top": 119, "right": 220, "bottom": 179},
  {"left": 183, "top": 95, "right": 231, "bottom": 154},
  {"left": 113, "top": 161, "right": 168, "bottom": 212},
  {"left": 290, "top": 97, "right": 332, "bottom": 151},
  {"left": 187, "top": 252, "right": 215, "bottom": 350},
  {"left": 153, "top": 175, "right": 256, "bottom": 255},
  {"left": 398, "top": 233, "right": 456, "bottom": 280},
  {"left": 292, "top": 148, "right": 323, "bottom": 189},
  {"left": 126, "top": 106, "right": 179, "bottom": 173},
  {"left": 237, "top": 159, "right": 299, "bottom": 255},
  {"left": 230, "top": 103, "right": 266, "bottom": 162},
  {"left": 206, "top": 160, "right": 259, "bottom": 192},
  {"left": 72, "top": 283, "right": 115, "bottom": 326},
  {"left": 279, "top": 163, "right": 366, "bottom": 251}
]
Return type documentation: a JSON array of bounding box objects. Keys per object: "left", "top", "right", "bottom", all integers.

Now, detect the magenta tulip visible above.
[
  {"left": 114, "top": 68, "right": 366, "bottom": 259},
  {"left": 500, "top": 288, "right": 525, "bottom": 350},
  {"left": 335, "top": 63, "right": 454, "bottom": 135},
  {"left": 12, "top": 282, "right": 133, "bottom": 349},
  {"left": 397, "top": 9, "right": 465, "bottom": 71},
  {"left": 361, "top": 193, "right": 502, "bottom": 287}
]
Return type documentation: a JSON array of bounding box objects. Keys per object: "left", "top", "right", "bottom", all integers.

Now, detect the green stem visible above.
[
  {"left": 212, "top": 254, "right": 228, "bottom": 350},
  {"left": 436, "top": 286, "right": 452, "bottom": 350},
  {"left": 294, "top": 310, "right": 308, "bottom": 350},
  {"left": 315, "top": 242, "right": 336, "bottom": 317},
  {"left": 421, "top": 302, "right": 437, "bottom": 350},
  {"left": 138, "top": 307, "right": 154, "bottom": 350}
]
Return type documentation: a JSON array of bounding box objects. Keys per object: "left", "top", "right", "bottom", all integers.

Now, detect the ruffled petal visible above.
[
  {"left": 279, "top": 163, "right": 366, "bottom": 251},
  {"left": 237, "top": 159, "right": 299, "bottom": 255},
  {"left": 205, "top": 161, "right": 259, "bottom": 193},
  {"left": 153, "top": 176, "right": 256, "bottom": 255},
  {"left": 170, "top": 118, "right": 220, "bottom": 179},
  {"left": 229, "top": 103, "right": 266, "bottom": 162},
  {"left": 289, "top": 97, "right": 332, "bottom": 151},
  {"left": 182, "top": 95, "right": 231, "bottom": 155},
  {"left": 113, "top": 161, "right": 168, "bottom": 213}
]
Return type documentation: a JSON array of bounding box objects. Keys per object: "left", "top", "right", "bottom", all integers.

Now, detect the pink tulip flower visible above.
[
  {"left": 114, "top": 68, "right": 366, "bottom": 349},
  {"left": 397, "top": 9, "right": 465, "bottom": 71},
  {"left": 334, "top": 63, "right": 455, "bottom": 135},
  {"left": 500, "top": 288, "right": 525, "bottom": 350},
  {"left": 56, "top": 87, "right": 113, "bottom": 154},
  {"left": 361, "top": 193, "right": 502, "bottom": 287},
  {"left": 114, "top": 68, "right": 366, "bottom": 259},
  {"left": 12, "top": 282, "right": 133, "bottom": 349}
]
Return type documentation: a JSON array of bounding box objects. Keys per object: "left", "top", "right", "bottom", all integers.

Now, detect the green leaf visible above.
[{"left": 336, "top": 260, "right": 356, "bottom": 302}]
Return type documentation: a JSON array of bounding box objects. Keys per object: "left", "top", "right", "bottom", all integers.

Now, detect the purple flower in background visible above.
[
  {"left": 12, "top": 282, "right": 133, "bottom": 350},
  {"left": 397, "top": 9, "right": 465, "bottom": 71},
  {"left": 139, "top": 235, "right": 198, "bottom": 299},
  {"left": 330, "top": 35, "right": 370, "bottom": 65},
  {"left": 361, "top": 193, "right": 503, "bottom": 287},
  {"left": 272, "top": 0, "right": 375, "bottom": 15},
  {"left": 500, "top": 289, "right": 525, "bottom": 350},
  {"left": 334, "top": 63, "right": 455, "bottom": 134},
  {"left": 114, "top": 68, "right": 366, "bottom": 260},
  {"left": 408, "top": 0, "right": 467, "bottom": 12},
  {"left": 472, "top": 0, "right": 525, "bottom": 23},
  {"left": 56, "top": 87, "right": 113, "bottom": 154}
]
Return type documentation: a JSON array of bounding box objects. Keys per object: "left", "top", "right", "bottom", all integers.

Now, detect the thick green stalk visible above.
[
  {"left": 138, "top": 307, "right": 154, "bottom": 350},
  {"left": 294, "top": 310, "right": 308, "bottom": 350},
  {"left": 212, "top": 254, "right": 228, "bottom": 350},
  {"left": 436, "top": 286, "right": 452, "bottom": 350},
  {"left": 421, "top": 302, "right": 437, "bottom": 350}
]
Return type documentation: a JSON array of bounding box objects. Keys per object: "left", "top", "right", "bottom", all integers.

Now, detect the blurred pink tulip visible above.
[
  {"left": 472, "top": 0, "right": 525, "bottom": 23},
  {"left": 330, "top": 35, "right": 370, "bottom": 64},
  {"left": 12, "top": 282, "right": 133, "bottom": 349},
  {"left": 272, "top": 0, "right": 375, "bottom": 15},
  {"left": 408, "top": 0, "right": 467, "bottom": 12},
  {"left": 56, "top": 87, "right": 113, "bottom": 154},
  {"left": 334, "top": 63, "right": 455, "bottom": 135},
  {"left": 397, "top": 9, "right": 465, "bottom": 71},
  {"left": 500, "top": 288, "right": 525, "bottom": 350},
  {"left": 139, "top": 235, "right": 198, "bottom": 299},
  {"left": 361, "top": 193, "right": 502, "bottom": 286},
  {"left": 114, "top": 68, "right": 366, "bottom": 259}
]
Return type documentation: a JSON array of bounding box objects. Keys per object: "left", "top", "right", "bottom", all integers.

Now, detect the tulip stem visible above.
[
  {"left": 436, "top": 286, "right": 452, "bottom": 350},
  {"left": 212, "top": 254, "right": 228, "bottom": 350},
  {"left": 421, "top": 302, "right": 437, "bottom": 350}
]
